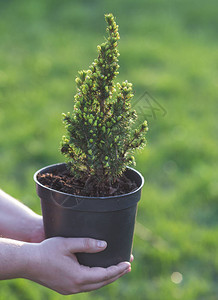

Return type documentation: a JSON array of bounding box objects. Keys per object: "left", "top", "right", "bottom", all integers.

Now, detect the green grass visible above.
[{"left": 0, "top": 0, "right": 218, "bottom": 299}]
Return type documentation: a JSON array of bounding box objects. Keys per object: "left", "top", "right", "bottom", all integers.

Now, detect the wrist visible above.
[
  {"left": 0, "top": 190, "right": 44, "bottom": 242},
  {"left": 26, "top": 214, "right": 45, "bottom": 243},
  {"left": 20, "top": 242, "right": 42, "bottom": 281}
]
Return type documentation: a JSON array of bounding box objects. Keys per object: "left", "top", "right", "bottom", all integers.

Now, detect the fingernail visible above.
[
  {"left": 97, "top": 240, "right": 107, "bottom": 248},
  {"left": 118, "top": 263, "right": 130, "bottom": 274},
  {"left": 127, "top": 266, "right": 131, "bottom": 273}
]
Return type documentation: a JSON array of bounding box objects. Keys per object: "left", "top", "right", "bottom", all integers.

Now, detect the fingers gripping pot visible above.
[{"left": 34, "top": 163, "right": 144, "bottom": 267}]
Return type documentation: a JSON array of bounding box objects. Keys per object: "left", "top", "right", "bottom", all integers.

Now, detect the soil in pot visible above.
[{"left": 37, "top": 166, "right": 138, "bottom": 197}]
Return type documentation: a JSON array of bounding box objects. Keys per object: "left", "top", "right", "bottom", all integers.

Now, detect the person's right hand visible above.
[{"left": 23, "top": 237, "right": 131, "bottom": 295}]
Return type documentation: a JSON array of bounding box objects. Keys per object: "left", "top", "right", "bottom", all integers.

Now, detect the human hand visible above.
[{"left": 24, "top": 237, "right": 131, "bottom": 295}]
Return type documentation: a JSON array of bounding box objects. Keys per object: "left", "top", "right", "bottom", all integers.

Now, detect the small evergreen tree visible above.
[{"left": 61, "top": 13, "right": 148, "bottom": 195}]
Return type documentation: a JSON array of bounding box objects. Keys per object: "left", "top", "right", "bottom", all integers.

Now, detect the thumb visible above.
[{"left": 65, "top": 237, "right": 107, "bottom": 254}]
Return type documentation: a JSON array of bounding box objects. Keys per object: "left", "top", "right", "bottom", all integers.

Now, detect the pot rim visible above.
[{"left": 34, "top": 162, "right": 144, "bottom": 200}]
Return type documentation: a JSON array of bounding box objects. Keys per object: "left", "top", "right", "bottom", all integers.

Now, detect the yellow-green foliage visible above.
[{"left": 61, "top": 14, "right": 148, "bottom": 184}]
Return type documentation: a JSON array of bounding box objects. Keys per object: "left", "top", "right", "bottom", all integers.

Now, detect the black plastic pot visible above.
[{"left": 34, "top": 163, "right": 144, "bottom": 267}]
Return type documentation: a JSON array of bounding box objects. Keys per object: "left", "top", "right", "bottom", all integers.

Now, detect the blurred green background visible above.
[{"left": 0, "top": 0, "right": 218, "bottom": 299}]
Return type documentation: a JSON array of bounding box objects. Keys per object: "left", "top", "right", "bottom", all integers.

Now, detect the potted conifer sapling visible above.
[{"left": 34, "top": 13, "right": 148, "bottom": 267}]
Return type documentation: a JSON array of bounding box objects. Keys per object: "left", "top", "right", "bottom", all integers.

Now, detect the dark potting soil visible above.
[{"left": 37, "top": 168, "right": 138, "bottom": 197}]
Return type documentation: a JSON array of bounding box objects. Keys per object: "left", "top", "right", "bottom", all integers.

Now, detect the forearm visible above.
[
  {"left": 0, "top": 190, "right": 44, "bottom": 242},
  {"left": 0, "top": 238, "right": 33, "bottom": 280}
]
